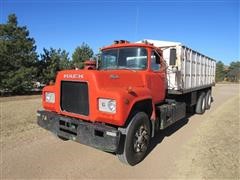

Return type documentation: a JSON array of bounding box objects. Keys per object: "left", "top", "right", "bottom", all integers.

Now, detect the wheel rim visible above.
[
  {"left": 202, "top": 97, "right": 206, "bottom": 110},
  {"left": 208, "top": 94, "right": 211, "bottom": 106},
  {"left": 133, "top": 125, "right": 149, "bottom": 153}
]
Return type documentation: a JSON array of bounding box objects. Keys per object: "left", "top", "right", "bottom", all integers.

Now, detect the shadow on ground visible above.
[
  {"left": 147, "top": 117, "right": 189, "bottom": 157},
  {"left": 110, "top": 113, "right": 192, "bottom": 163}
]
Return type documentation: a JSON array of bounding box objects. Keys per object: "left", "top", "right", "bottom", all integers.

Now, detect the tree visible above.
[
  {"left": 215, "top": 61, "right": 225, "bottom": 82},
  {"left": 0, "top": 14, "right": 38, "bottom": 94},
  {"left": 72, "top": 42, "right": 93, "bottom": 69},
  {"left": 38, "top": 48, "right": 71, "bottom": 84},
  {"left": 227, "top": 61, "right": 240, "bottom": 82}
]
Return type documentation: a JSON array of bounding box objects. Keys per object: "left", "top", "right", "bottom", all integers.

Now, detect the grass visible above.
[{"left": 0, "top": 95, "right": 42, "bottom": 137}]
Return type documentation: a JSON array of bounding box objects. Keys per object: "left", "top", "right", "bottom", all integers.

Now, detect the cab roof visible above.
[
  {"left": 101, "top": 40, "right": 156, "bottom": 51},
  {"left": 101, "top": 39, "right": 182, "bottom": 51}
]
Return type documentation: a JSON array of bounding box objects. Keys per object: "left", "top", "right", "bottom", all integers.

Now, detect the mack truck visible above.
[{"left": 37, "top": 39, "right": 216, "bottom": 166}]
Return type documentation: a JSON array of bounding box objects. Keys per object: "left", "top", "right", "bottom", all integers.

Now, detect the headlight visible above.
[
  {"left": 98, "top": 98, "right": 116, "bottom": 113},
  {"left": 45, "top": 92, "right": 55, "bottom": 103}
]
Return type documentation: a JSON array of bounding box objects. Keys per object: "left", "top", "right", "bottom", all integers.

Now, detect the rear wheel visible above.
[
  {"left": 196, "top": 92, "right": 206, "bottom": 114},
  {"left": 205, "top": 90, "right": 212, "bottom": 109},
  {"left": 117, "top": 112, "right": 151, "bottom": 166}
]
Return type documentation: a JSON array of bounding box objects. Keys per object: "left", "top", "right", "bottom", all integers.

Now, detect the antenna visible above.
[{"left": 134, "top": 7, "right": 139, "bottom": 41}]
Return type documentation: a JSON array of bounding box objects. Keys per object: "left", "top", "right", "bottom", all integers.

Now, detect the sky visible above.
[{"left": 0, "top": 0, "right": 239, "bottom": 65}]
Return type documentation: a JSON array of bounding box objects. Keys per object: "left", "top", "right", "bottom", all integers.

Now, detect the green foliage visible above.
[
  {"left": 216, "top": 61, "right": 225, "bottom": 82},
  {"left": 215, "top": 60, "right": 240, "bottom": 82},
  {"left": 72, "top": 42, "right": 93, "bottom": 69},
  {"left": 37, "top": 48, "right": 72, "bottom": 84},
  {"left": 227, "top": 61, "right": 240, "bottom": 82},
  {"left": 0, "top": 14, "right": 38, "bottom": 94}
]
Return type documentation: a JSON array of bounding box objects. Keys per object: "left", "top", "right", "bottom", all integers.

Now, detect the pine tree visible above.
[
  {"left": 72, "top": 42, "right": 93, "bottom": 69},
  {"left": 38, "top": 48, "right": 71, "bottom": 84},
  {"left": 0, "top": 14, "right": 38, "bottom": 94},
  {"left": 215, "top": 61, "right": 225, "bottom": 82}
]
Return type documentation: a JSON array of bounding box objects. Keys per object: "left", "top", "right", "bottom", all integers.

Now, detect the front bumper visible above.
[{"left": 37, "top": 110, "right": 121, "bottom": 152}]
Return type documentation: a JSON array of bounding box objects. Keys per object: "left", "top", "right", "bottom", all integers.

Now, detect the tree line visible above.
[
  {"left": 0, "top": 14, "right": 93, "bottom": 94},
  {"left": 216, "top": 61, "right": 240, "bottom": 82},
  {"left": 0, "top": 14, "right": 239, "bottom": 95}
]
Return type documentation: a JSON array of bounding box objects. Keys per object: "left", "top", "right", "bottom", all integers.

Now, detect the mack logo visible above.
[
  {"left": 64, "top": 74, "right": 84, "bottom": 79},
  {"left": 110, "top": 74, "right": 119, "bottom": 79}
]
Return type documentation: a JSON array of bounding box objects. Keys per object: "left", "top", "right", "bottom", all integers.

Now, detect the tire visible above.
[
  {"left": 205, "top": 90, "right": 212, "bottom": 110},
  {"left": 117, "top": 112, "right": 151, "bottom": 166},
  {"left": 195, "top": 92, "right": 206, "bottom": 114},
  {"left": 57, "top": 135, "right": 69, "bottom": 141}
]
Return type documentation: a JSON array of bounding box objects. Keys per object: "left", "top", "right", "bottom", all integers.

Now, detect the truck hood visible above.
[
  {"left": 57, "top": 69, "right": 145, "bottom": 89},
  {"left": 51, "top": 69, "right": 149, "bottom": 126}
]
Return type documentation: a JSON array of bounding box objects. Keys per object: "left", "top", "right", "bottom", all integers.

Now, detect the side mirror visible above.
[{"left": 169, "top": 48, "right": 176, "bottom": 66}]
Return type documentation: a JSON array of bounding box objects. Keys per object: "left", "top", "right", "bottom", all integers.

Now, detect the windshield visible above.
[{"left": 100, "top": 47, "right": 148, "bottom": 70}]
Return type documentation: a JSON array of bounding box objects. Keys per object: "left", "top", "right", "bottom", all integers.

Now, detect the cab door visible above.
[{"left": 149, "top": 50, "right": 166, "bottom": 104}]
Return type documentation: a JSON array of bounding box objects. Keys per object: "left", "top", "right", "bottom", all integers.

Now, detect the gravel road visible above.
[{"left": 1, "top": 84, "right": 239, "bottom": 179}]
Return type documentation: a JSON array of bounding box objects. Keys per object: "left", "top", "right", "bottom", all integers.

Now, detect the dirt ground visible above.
[{"left": 0, "top": 84, "right": 239, "bottom": 179}]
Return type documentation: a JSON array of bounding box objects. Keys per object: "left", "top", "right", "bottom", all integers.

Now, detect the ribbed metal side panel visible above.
[
  {"left": 162, "top": 45, "right": 216, "bottom": 91},
  {"left": 141, "top": 39, "right": 216, "bottom": 92},
  {"left": 179, "top": 46, "right": 216, "bottom": 90}
]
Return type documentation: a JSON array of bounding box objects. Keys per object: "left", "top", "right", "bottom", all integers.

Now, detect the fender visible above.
[{"left": 119, "top": 91, "right": 156, "bottom": 137}]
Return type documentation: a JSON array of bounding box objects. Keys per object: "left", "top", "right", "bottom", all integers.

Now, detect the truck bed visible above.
[{"left": 140, "top": 40, "right": 216, "bottom": 94}]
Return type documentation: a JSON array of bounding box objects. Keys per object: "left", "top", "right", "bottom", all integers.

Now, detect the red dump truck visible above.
[{"left": 37, "top": 40, "right": 216, "bottom": 165}]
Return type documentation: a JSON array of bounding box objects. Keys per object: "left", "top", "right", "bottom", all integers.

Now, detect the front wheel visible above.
[{"left": 117, "top": 112, "right": 151, "bottom": 166}]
